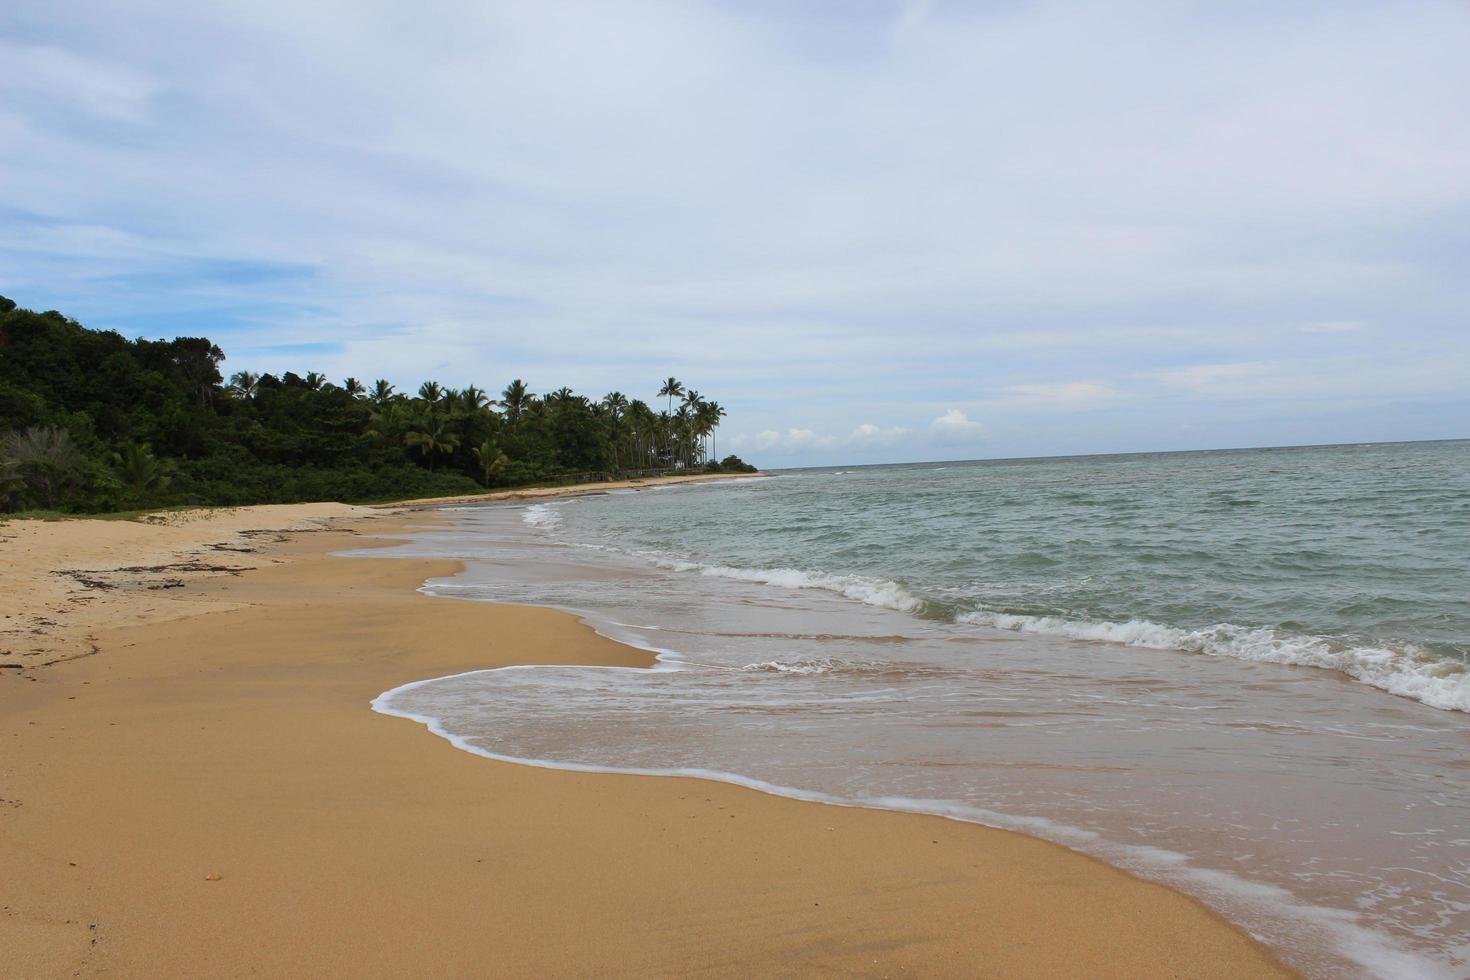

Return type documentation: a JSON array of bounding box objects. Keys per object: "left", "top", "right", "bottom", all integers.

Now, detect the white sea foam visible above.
[
  {"left": 642, "top": 549, "right": 1470, "bottom": 713},
  {"left": 654, "top": 558, "right": 924, "bottom": 614},
  {"left": 958, "top": 611, "right": 1470, "bottom": 713},
  {"left": 521, "top": 502, "right": 563, "bottom": 531},
  {"left": 741, "top": 657, "right": 881, "bottom": 675}
]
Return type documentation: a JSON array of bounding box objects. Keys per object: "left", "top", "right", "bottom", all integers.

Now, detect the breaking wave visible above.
[
  {"left": 652, "top": 558, "right": 926, "bottom": 614},
  {"left": 644, "top": 553, "right": 1469, "bottom": 713},
  {"left": 957, "top": 611, "right": 1470, "bottom": 713},
  {"left": 521, "top": 503, "right": 563, "bottom": 531}
]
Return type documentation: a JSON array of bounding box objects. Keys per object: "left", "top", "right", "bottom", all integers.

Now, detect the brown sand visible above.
[{"left": 0, "top": 501, "right": 1291, "bottom": 978}]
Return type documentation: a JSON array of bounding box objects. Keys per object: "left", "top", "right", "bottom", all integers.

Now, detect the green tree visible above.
[
  {"left": 2, "top": 425, "right": 86, "bottom": 508},
  {"left": 112, "top": 442, "right": 172, "bottom": 502},
  {"left": 370, "top": 379, "right": 397, "bottom": 406},
  {"left": 473, "top": 439, "right": 510, "bottom": 486},
  {"left": 0, "top": 294, "right": 753, "bottom": 512},
  {"left": 500, "top": 379, "right": 532, "bottom": 423},
  {"left": 404, "top": 412, "right": 461, "bottom": 471},
  {"left": 228, "top": 370, "right": 261, "bottom": 400}
]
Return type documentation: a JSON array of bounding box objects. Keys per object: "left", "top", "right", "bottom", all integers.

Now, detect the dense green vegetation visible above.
[{"left": 0, "top": 295, "right": 756, "bottom": 514}]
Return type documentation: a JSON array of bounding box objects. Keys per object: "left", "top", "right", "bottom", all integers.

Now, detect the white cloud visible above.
[
  {"left": 734, "top": 428, "right": 837, "bottom": 455},
  {"left": 929, "top": 409, "right": 982, "bottom": 444}
]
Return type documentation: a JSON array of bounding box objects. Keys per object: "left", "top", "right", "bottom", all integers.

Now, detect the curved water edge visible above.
[{"left": 372, "top": 651, "right": 1450, "bottom": 980}]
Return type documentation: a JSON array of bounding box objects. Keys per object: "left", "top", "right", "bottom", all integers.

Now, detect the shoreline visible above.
[
  {"left": 374, "top": 469, "right": 768, "bottom": 509},
  {"left": 1, "top": 501, "right": 1291, "bottom": 977}
]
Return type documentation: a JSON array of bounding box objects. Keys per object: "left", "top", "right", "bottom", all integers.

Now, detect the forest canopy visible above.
[{"left": 0, "top": 295, "right": 755, "bottom": 514}]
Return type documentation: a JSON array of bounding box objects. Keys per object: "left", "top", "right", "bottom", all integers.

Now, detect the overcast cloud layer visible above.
[{"left": 3, "top": 1, "right": 1467, "bottom": 464}]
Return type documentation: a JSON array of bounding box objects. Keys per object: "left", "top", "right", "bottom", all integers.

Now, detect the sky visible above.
[{"left": 2, "top": 1, "right": 1467, "bottom": 466}]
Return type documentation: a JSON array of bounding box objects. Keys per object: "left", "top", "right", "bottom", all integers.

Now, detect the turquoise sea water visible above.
[
  {"left": 560, "top": 440, "right": 1470, "bottom": 708},
  {"left": 373, "top": 440, "right": 1470, "bottom": 978}
]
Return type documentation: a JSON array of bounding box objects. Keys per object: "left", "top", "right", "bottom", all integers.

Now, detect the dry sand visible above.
[{"left": 0, "top": 494, "right": 1291, "bottom": 978}]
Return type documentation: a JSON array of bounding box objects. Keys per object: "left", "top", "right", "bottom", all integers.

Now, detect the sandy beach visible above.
[{"left": 1, "top": 486, "right": 1290, "bottom": 977}]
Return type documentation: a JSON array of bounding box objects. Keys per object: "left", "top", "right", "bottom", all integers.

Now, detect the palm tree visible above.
[
  {"left": 473, "top": 439, "right": 509, "bottom": 486},
  {"left": 460, "top": 386, "right": 490, "bottom": 413},
  {"left": 658, "top": 377, "right": 684, "bottom": 417},
  {"left": 702, "top": 401, "right": 727, "bottom": 462},
  {"left": 305, "top": 371, "right": 326, "bottom": 390},
  {"left": 342, "top": 377, "right": 366, "bottom": 398},
  {"left": 627, "top": 399, "right": 656, "bottom": 469},
  {"left": 370, "top": 379, "right": 397, "bottom": 407},
  {"left": 112, "top": 442, "right": 171, "bottom": 501},
  {"left": 602, "top": 391, "right": 629, "bottom": 471},
  {"left": 672, "top": 404, "right": 692, "bottom": 468},
  {"left": 418, "top": 380, "right": 444, "bottom": 405},
  {"left": 682, "top": 390, "right": 704, "bottom": 465},
  {"left": 1, "top": 426, "right": 84, "bottom": 508},
  {"left": 547, "top": 386, "right": 576, "bottom": 405},
  {"left": 500, "top": 379, "right": 532, "bottom": 423},
  {"left": 657, "top": 378, "right": 684, "bottom": 467},
  {"left": 366, "top": 400, "right": 411, "bottom": 445},
  {"left": 404, "top": 413, "right": 460, "bottom": 471},
  {"left": 227, "top": 371, "right": 261, "bottom": 400}
]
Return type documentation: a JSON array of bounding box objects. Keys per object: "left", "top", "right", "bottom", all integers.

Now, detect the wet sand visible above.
[{"left": 0, "top": 500, "right": 1290, "bottom": 977}]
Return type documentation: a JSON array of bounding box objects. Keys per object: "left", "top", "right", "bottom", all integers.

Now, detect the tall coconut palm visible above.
[
  {"left": 681, "top": 390, "right": 705, "bottom": 466},
  {"left": 305, "top": 371, "right": 326, "bottom": 390},
  {"left": 602, "top": 391, "right": 629, "bottom": 471},
  {"left": 673, "top": 404, "right": 692, "bottom": 468},
  {"left": 702, "top": 401, "right": 727, "bottom": 462},
  {"left": 342, "top": 377, "right": 366, "bottom": 398},
  {"left": 370, "top": 379, "right": 397, "bottom": 407},
  {"left": 500, "top": 379, "right": 532, "bottom": 423},
  {"left": 657, "top": 378, "right": 684, "bottom": 466},
  {"left": 658, "top": 377, "right": 684, "bottom": 417},
  {"left": 627, "top": 399, "right": 656, "bottom": 469},
  {"left": 418, "top": 380, "right": 444, "bottom": 405}
]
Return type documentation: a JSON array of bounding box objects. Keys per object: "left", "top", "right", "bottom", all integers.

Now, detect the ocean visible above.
[{"left": 370, "top": 440, "right": 1470, "bottom": 978}]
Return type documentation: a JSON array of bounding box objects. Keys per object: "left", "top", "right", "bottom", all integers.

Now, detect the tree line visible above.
[{"left": 0, "top": 295, "right": 755, "bottom": 514}]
